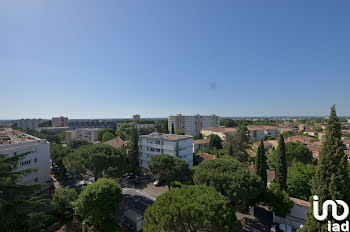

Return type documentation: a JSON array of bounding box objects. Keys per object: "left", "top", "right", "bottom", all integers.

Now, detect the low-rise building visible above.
[
  {"left": 200, "top": 127, "right": 237, "bottom": 140},
  {"left": 273, "top": 197, "right": 310, "bottom": 230},
  {"left": 0, "top": 128, "right": 51, "bottom": 185},
  {"left": 138, "top": 133, "right": 193, "bottom": 171},
  {"left": 193, "top": 139, "right": 210, "bottom": 153},
  {"left": 104, "top": 136, "right": 126, "bottom": 149},
  {"left": 66, "top": 128, "right": 101, "bottom": 143},
  {"left": 36, "top": 126, "right": 70, "bottom": 134},
  {"left": 194, "top": 153, "right": 215, "bottom": 164},
  {"left": 287, "top": 136, "right": 316, "bottom": 145},
  {"left": 304, "top": 129, "right": 317, "bottom": 137},
  {"left": 52, "top": 116, "right": 68, "bottom": 127},
  {"left": 252, "top": 141, "right": 274, "bottom": 153}
]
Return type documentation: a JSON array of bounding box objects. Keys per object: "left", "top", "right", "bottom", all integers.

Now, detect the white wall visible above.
[
  {"left": 139, "top": 136, "right": 193, "bottom": 170},
  {"left": 0, "top": 140, "right": 51, "bottom": 184}
]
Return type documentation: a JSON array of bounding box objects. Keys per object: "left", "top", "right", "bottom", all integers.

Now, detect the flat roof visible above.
[{"left": 140, "top": 133, "right": 192, "bottom": 141}]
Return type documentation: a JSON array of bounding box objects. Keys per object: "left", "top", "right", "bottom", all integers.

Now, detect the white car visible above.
[{"left": 270, "top": 224, "right": 292, "bottom": 232}]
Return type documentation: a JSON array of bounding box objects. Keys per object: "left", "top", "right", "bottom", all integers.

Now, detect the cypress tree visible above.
[
  {"left": 228, "top": 144, "right": 233, "bottom": 157},
  {"left": 255, "top": 145, "right": 261, "bottom": 177},
  {"left": 301, "top": 105, "right": 350, "bottom": 232},
  {"left": 275, "top": 134, "right": 287, "bottom": 190},
  {"left": 128, "top": 126, "right": 139, "bottom": 172},
  {"left": 171, "top": 123, "right": 175, "bottom": 134},
  {"left": 255, "top": 140, "right": 267, "bottom": 187}
]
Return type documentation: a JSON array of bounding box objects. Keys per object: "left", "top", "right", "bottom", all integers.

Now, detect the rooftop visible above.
[
  {"left": 104, "top": 136, "right": 126, "bottom": 148},
  {"left": 193, "top": 139, "right": 209, "bottom": 144},
  {"left": 201, "top": 127, "right": 237, "bottom": 133},
  {"left": 290, "top": 197, "right": 311, "bottom": 207},
  {"left": 194, "top": 153, "right": 216, "bottom": 163},
  {"left": 0, "top": 128, "right": 44, "bottom": 146},
  {"left": 140, "top": 132, "right": 192, "bottom": 141}
]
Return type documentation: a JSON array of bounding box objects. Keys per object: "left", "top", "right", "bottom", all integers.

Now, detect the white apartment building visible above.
[
  {"left": 52, "top": 116, "right": 68, "bottom": 127},
  {"left": 168, "top": 114, "right": 220, "bottom": 135},
  {"left": 201, "top": 127, "right": 237, "bottom": 140},
  {"left": 0, "top": 129, "right": 51, "bottom": 185},
  {"left": 66, "top": 128, "right": 100, "bottom": 143},
  {"left": 138, "top": 133, "right": 193, "bottom": 171},
  {"left": 201, "top": 126, "right": 298, "bottom": 141},
  {"left": 16, "top": 118, "right": 47, "bottom": 130}
]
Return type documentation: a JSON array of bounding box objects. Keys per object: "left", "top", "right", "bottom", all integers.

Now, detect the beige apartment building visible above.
[
  {"left": 52, "top": 116, "right": 68, "bottom": 127},
  {"left": 66, "top": 128, "right": 101, "bottom": 143},
  {"left": 168, "top": 114, "right": 220, "bottom": 135}
]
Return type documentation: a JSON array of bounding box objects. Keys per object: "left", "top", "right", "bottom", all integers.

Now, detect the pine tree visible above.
[
  {"left": 0, "top": 152, "right": 47, "bottom": 231},
  {"left": 275, "top": 134, "right": 287, "bottom": 190},
  {"left": 301, "top": 106, "right": 350, "bottom": 232}
]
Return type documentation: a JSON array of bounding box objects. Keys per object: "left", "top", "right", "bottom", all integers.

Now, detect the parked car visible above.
[
  {"left": 131, "top": 178, "right": 141, "bottom": 184},
  {"left": 270, "top": 223, "right": 292, "bottom": 232},
  {"left": 65, "top": 172, "right": 72, "bottom": 179}
]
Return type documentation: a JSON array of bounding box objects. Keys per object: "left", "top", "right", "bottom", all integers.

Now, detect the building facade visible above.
[
  {"left": 138, "top": 133, "right": 193, "bottom": 171},
  {"left": 69, "top": 120, "right": 116, "bottom": 130},
  {"left": 16, "top": 118, "right": 47, "bottom": 130},
  {"left": 168, "top": 114, "right": 220, "bottom": 135},
  {"left": 200, "top": 127, "right": 237, "bottom": 140},
  {"left": 0, "top": 129, "right": 51, "bottom": 185},
  {"left": 193, "top": 139, "right": 210, "bottom": 153},
  {"left": 52, "top": 116, "right": 68, "bottom": 127},
  {"left": 66, "top": 128, "right": 101, "bottom": 143},
  {"left": 133, "top": 114, "right": 141, "bottom": 121}
]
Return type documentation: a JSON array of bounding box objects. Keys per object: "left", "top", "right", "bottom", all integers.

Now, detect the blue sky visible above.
[{"left": 1, "top": 0, "right": 349, "bottom": 119}]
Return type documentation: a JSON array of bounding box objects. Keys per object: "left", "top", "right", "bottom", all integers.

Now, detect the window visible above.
[{"left": 34, "top": 158, "right": 38, "bottom": 163}]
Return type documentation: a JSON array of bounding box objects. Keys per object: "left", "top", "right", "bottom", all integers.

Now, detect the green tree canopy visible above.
[
  {"left": 0, "top": 153, "right": 47, "bottom": 231},
  {"left": 275, "top": 135, "right": 287, "bottom": 190},
  {"left": 148, "top": 154, "right": 189, "bottom": 189},
  {"left": 50, "top": 144, "right": 71, "bottom": 168},
  {"left": 301, "top": 106, "right": 350, "bottom": 232},
  {"left": 223, "top": 125, "right": 251, "bottom": 162},
  {"left": 264, "top": 183, "right": 293, "bottom": 217},
  {"left": 174, "top": 130, "right": 185, "bottom": 135},
  {"left": 63, "top": 144, "right": 127, "bottom": 180},
  {"left": 97, "top": 128, "right": 115, "bottom": 142},
  {"left": 143, "top": 185, "right": 242, "bottom": 232},
  {"left": 102, "top": 132, "right": 116, "bottom": 143},
  {"left": 287, "top": 162, "right": 315, "bottom": 201},
  {"left": 68, "top": 140, "right": 92, "bottom": 150},
  {"left": 208, "top": 134, "right": 222, "bottom": 150},
  {"left": 127, "top": 126, "right": 139, "bottom": 172},
  {"left": 74, "top": 178, "right": 123, "bottom": 230},
  {"left": 268, "top": 141, "right": 313, "bottom": 170},
  {"left": 193, "top": 157, "right": 264, "bottom": 210},
  {"left": 220, "top": 118, "right": 237, "bottom": 127},
  {"left": 193, "top": 132, "right": 204, "bottom": 140},
  {"left": 154, "top": 120, "right": 169, "bottom": 133},
  {"left": 51, "top": 187, "right": 78, "bottom": 220}
]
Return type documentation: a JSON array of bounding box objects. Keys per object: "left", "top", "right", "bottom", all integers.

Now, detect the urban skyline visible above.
[{"left": 1, "top": 0, "right": 350, "bottom": 119}]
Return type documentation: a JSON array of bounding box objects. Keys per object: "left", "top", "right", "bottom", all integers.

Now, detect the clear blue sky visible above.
[{"left": 1, "top": 0, "right": 349, "bottom": 119}]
